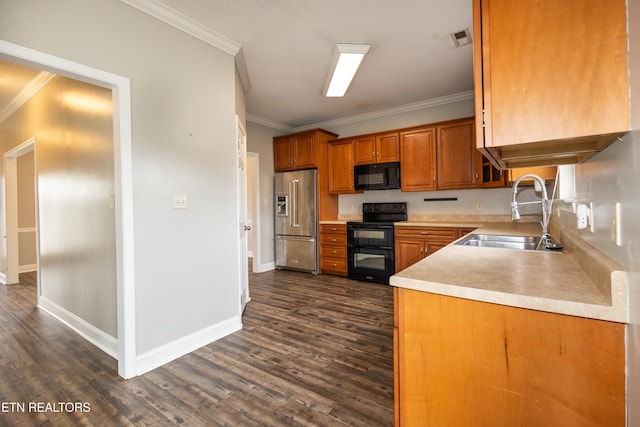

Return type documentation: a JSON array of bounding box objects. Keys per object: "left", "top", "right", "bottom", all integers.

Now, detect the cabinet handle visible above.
[
  {"left": 421, "top": 231, "right": 429, "bottom": 235},
  {"left": 331, "top": 238, "right": 337, "bottom": 242},
  {"left": 475, "top": 172, "right": 479, "bottom": 179},
  {"left": 433, "top": 176, "right": 437, "bottom": 182}
]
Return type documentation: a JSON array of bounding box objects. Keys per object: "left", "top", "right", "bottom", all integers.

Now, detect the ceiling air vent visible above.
[{"left": 451, "top": 28, "right": 472, "bottom": 47}]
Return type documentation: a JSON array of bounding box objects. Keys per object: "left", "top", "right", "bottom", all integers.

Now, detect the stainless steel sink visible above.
[{"left": 455, "top": 233, "right": 542, "bottom": 251}]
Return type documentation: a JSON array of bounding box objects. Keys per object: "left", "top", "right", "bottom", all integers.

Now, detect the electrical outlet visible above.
[
  {"left": 173, "top": 194, "right": 187, "bottom": 209},
  {"left": 476, "top": 201, "right": 483, "bottom": 210}
]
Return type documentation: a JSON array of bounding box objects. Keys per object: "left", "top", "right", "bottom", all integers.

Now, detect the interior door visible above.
[{"left": 236, "top": 116, "right": 249, "bottom": 314}]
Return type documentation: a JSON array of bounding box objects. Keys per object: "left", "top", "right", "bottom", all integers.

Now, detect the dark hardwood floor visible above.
[{"left": 0, "top": 268, "right": 394, "bottom": 426}]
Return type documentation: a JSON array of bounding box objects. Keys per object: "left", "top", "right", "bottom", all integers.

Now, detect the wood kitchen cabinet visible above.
[
  {"left": 394, "top": 226, "right": 458, "bottom": 272},
  {"left": 327, "top": 138, "right": 360, "bottom": 194},
  {"left": 354, "top": 131, "right": 400, "bottom": 165},
  {"left": 473, "top": 0, "right": 630, "bottom": 169},
  {"left": 478, "top": 152, "right": 507, "bottom": 187},
  {"left": 399, "top": 126, "right": 436, "bottom": 191},
  {"left": 436, "top": 118, "right": 477, "bottom": 189},
  {"left": 400, "top": 118, "right": 477, "bottom": 191},
  {"left": 394, "top": 289, "right": 625, "bottom": 426},
  {"left": 319, "top": 223, "right": 347, "bottom": 276},
  {"left": 273, "top": 129, "right": 338, "bottom": 172}
]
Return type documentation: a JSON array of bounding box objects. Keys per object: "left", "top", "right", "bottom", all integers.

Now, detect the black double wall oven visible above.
[{"left": 347, "top": 202, "right": 407, "bottom": 284}]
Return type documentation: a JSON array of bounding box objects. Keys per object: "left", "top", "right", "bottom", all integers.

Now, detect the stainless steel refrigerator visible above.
[{"left": 274, "top": 169, "right": 318, "bottom": 274}]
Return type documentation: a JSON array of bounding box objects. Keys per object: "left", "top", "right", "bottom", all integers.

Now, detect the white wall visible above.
[
  {"left": 0, "top": 75, "right": 118, "bottom": 336},
  {"left": 0, "top": 0, "right": 240, "bottom": 366},
  {"left": 246, "top": 121, "right": 278, "bottom": 271}
]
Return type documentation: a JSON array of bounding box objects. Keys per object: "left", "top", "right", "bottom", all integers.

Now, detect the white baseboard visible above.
[
  {"left": 38, "top": 296, "right": 118, "bottom": 358},
  {"left": 135, "top": 316, "right": 242, "bottom": 376},
  {"left": 19, "top": 264, "right": 37, "bottom": 273},
  {"left": 255, "top": 261, "right": 275, "bottom": 273}
]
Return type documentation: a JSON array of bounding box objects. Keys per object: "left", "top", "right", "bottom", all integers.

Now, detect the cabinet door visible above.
[
  {"left": 400, "top": 127, "right": 437, "bottom": 191},
  {"left": 328, "top": 139, "right": 356, "bottom": 194},
  {"left": 292, "top": 132, "right": 316, "bottom": 169},
  {"left": 273, "top": 136, "right": 294, "bottom": 171},
  {"left": 436, "top": 120, "right": 477, "bottom": 190},
  {"left": 395, "top": 238, "right": 424, "bottom": 272},
  {"left": 376, "top": 132, "right": 400, "bottom": 163},
  {"left": 353, "top": 135, "right": 376, "bottom": 165},
  {"left": 478, "top": 152, "right": 507, "bottom": 188},
  {"left": 476, "top": 0, "right": 629, "bottom": 148}
]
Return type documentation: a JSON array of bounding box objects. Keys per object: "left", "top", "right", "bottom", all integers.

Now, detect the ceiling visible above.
[{"left": 0, "top": 0, "right": 475, "bottom": 130}]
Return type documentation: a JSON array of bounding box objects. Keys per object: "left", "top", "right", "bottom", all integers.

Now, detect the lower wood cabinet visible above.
[
  {"left": 394, "top": 288, "right": 626, "bottom": 427},
  {"left": 395, "top": 227, "right": 458, "bottom": 272},
  {"left": 319, "top": 223, "right": 347, "bottom": 276}
]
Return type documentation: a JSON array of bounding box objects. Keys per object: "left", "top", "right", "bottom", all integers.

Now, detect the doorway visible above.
[
  {"left": 4, "top": 137, "right": 37, "bottom": 287},
  {"left": 0, "top": 40, "right": 135, "bottom": 378}
]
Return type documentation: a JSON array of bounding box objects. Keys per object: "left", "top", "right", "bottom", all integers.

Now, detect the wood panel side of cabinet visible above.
[
  {"left": 328, "top": 139, "right": 357, "bottom": 194},
  {"left": 396, "top": 289, "right": 626, "bottom": 427},
  {"left": 315, "top": 131, "right": 338, "bottom": 221},
  {"left": 400, "top": 127, "right": 437, "bottom": 191},
  {"left": 436, "top": 120, "right": 477, "bottom": 190}
]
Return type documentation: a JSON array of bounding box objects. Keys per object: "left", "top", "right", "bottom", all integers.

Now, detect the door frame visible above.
[
  {"left": 3, "top": 137, "right": 37, "bottom": 286},
  {"left": 0, "top": 40, "right": 136, "bottom": 379},
  {"left": 236, "top": 116, "right": 249, "bottom": 313}
]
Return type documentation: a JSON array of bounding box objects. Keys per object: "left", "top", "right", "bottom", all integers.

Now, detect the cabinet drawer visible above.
[
  {"left": 320, "top": 245, "right": 347, "bottom": 259},
  {"left": 395, "top": 227, "right": 457, "bottom": 240},
  {"left": 320, "top": 232, "right": 347, "bottom": 245},
  {"left": 320, "top": 257, "right": 347, "bottom": 274},
  {"left": 320, "top": 224, "right": 347, "bottom": 233}
]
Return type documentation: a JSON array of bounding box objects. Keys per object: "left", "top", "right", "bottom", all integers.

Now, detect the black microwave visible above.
[{"left": 354, "top": 161, "right": 401, "bottom": 191}]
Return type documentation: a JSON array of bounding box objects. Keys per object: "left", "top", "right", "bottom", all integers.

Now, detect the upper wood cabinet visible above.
[
  {"left": 354, "top": 132, "right": 400, "bottom": 165},
  {"left": 474, "top": 0, "right": 630, "bottom": 169},
  {"left": 436, "top": 119, "right": 477, "bottom": 190},
  {"left": 273, "top": 129, "right": 338, "bottom": 172},
  {"left": 400, "top": 118, "right": 477, "bottom": 191},
  {"left": 478, "top": 152, "right": 507, "bottom": 188},
  {"left": 399, "top": 127, "right": 436, "bottom": 191},
  {"left": 327, "top": 138, "right": 359, "bottom": 194}
]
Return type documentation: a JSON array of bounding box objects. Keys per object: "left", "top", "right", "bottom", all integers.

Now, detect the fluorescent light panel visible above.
[{"left": 324, "top": 43, "right": 370, "bottom": 97}]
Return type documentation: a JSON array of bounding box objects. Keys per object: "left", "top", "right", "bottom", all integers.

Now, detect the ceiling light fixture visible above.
[{"left": 323, "top": 43, "right": 371, "bottom": 97}]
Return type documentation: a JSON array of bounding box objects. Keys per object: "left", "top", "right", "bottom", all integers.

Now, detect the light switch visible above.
[{"left": 173, "top": 194, "right": 187, "bottom": 209}]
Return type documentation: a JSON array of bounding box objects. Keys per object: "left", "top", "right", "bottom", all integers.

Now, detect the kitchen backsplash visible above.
[{"left": 338, "top": 185, "right": 549, "bottom": 218}]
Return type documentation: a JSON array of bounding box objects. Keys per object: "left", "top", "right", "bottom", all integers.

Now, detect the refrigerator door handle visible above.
[{"left": 290, "top": 179, "right": 300, "bottom": 227}]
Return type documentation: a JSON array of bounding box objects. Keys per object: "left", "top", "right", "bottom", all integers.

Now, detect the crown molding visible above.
[
  {"left": 246, "top": 114, "right": 294, "bottom": 132},
  {"left": 0, "top": 71, "right": 55, "bottom": 124},
  {"left": 246, "top": 90, "right": 474, "bottom": 132},
  {"left": 292, "top": 90, "right": 475, "bottom": 132},
  {"left": 120, "top": 0, "right": 241, "bottom": 56}
]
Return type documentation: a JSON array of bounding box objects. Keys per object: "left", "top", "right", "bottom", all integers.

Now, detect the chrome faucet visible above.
[{"left": 511, "top": 174, "right": 550, "bottom": 237}]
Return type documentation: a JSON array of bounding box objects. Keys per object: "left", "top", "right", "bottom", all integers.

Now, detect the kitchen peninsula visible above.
[{"left": 390, "top": 219, "right": 627, "bottom": 426}]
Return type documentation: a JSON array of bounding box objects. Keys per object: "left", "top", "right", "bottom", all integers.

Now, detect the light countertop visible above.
[{"left": 390, "top": 221, "right": 628, "bottom": 323}]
